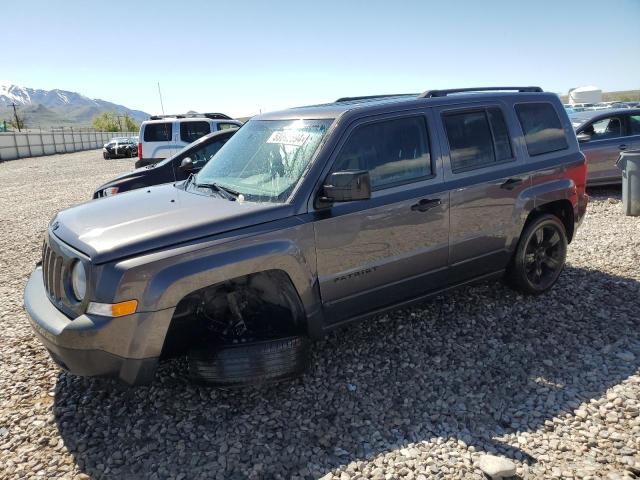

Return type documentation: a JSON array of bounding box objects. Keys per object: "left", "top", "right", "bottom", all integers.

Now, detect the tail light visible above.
[{"left": 137, "top": 143, "right": 143, "bottom": 159}]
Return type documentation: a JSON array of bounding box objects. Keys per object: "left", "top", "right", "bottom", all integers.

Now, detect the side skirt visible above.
[{"left": 321, "top": 270, "right": 505, "bottom": 334}]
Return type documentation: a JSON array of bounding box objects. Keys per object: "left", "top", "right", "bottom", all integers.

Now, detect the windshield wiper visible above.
[{"left": 194, "top": 181, "right": 239, "bottom": 200}]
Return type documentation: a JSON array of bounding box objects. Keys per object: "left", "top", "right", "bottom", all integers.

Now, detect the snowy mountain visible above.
[{"left": 0, "top": 81, "right": 149, "bottom": 127}]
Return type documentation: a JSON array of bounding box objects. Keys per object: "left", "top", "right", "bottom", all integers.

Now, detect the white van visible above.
[{"left": 136, "top": 113, "right": 242, "bottom": 167}]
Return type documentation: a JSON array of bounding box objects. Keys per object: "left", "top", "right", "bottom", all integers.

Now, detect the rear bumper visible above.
[
  {"left": 23, "top": 267, "right": 173, "bottom": 385},
  {"left": 575, "top": 193, "right": 589, "bottom": 230}
]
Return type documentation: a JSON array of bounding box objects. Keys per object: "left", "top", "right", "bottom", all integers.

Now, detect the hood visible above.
[
  {"left": 95, "top": 164, "right": 165, "bottom": 191},
  {"left": 53, "top": 183, "right": 291, "bottom": 264}
]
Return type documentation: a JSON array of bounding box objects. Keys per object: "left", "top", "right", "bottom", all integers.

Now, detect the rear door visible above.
[
  {"left": 437, "top": 102, "right": 530, "bottom": 281},
  {"left": 313, "top": 111, "right": 450, "bottom": 323},
  {"left": 578, "top": 114, "right": 625, "bottom": 184}
]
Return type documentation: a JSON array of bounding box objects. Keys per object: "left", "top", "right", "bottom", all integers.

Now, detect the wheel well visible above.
[
  {"left": 160, "top": 270, "right": 306, "bottom": 359},
  {"left": 525, "top": 200, "right": 575, "bottom": 242}
]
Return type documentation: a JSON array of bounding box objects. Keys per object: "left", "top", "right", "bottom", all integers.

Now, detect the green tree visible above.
[{"left": 92, "top": 112, "right": 139, "bottom": 132}]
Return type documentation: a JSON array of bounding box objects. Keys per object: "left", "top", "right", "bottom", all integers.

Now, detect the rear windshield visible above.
[
  {"left": 144, "top": 122, "right": 172, "bottom": 142},
  {"left": 515, "top": 103, "right": 569, "bottom": 156},
  {"left": 180, "top": 121, "right": 211, "bottom": 143}
]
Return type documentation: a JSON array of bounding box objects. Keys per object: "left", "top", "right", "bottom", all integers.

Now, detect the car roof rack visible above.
[
  {"left": 419, "top": 86, "right": 543, "bottom": 98},
  {"left": 335, "top": 94, "right": 417, "bottom": 103},
  {"left": 148, "top": 112, "right": 232, "bottom": 120}
]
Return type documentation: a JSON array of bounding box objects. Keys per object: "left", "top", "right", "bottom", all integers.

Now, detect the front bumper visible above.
[{"left": 23, "top": 267, "right": 173, "bottom": 385}]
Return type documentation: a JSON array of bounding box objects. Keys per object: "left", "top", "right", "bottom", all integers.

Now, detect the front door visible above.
[
  {"left": 313, "top": 112, "right": 450, "bottom": 323},
  {"left": 579, "top": 115, "right": 626, "bottom": 184}
]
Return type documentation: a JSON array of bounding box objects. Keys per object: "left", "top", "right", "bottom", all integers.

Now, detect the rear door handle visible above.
[
  {"left": 500, "top": 178, "right": 524, "bottom": 190},
  {"left": 411, "top": 198, "right": 441, "bottom": 212},
  {"left": 619, "top": 144, "right": 627, "bottom": 151}
]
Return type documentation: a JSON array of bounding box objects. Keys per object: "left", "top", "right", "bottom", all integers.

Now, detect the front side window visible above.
[
  {"left": 583, "top": 117, "right": 622, "bottom": 140},
  {"left": 195, "top": 119, "right": 333, "bottom": 202},
  {"left": 144, "top": 123, "right": 172, "bottom": 142},
  {"left": 515, "top": 103, "right": 569, "bottom": 156},
  {"left": 180, "top": 121, "right": 211, "bottom": 143},
  {"left": 189, "top": 139, "right": 229, "bottom": 169},
  {"left": 332, "top": 116, "right": 431, "bottom": 189}
]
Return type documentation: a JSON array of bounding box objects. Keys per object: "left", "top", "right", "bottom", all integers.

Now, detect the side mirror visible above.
[
  {"left": 576, "top": 133, "right": 591, "bottom": 143},
  {"left": 320, "top": 170, "right": 371, "bottom": 204},
  {"left": 179, "top": 157, "right": 194, "bottom": 172}
]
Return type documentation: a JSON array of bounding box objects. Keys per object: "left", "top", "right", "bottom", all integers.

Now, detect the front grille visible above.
[{"left": 42, "top": 241, "right": 64, "bottom": 301}]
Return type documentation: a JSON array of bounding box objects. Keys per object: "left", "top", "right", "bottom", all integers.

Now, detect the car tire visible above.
[
  {"left": 103, "top": 152, "right": 110, "bottom": 160},
  {"left": 188, "top": 336, "right": 310, "bottom": 387},
  {"left": 506, "top": 214, "right": 568, "bottom": 295}
]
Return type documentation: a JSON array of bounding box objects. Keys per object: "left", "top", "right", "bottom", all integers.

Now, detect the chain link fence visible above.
[{"left": 0, "top": 128, "right": 137, "bottom": 161}]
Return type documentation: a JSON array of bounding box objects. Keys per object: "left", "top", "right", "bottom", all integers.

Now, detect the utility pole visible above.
[{"left": 10, "top": 103, "right": 21, "bottom": 132}]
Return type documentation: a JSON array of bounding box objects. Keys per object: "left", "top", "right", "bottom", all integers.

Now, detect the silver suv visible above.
[{"left": 24, "top": 87, "right": 588, "bottom": 386}]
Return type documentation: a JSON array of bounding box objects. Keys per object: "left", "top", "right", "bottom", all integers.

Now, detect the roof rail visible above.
[
  {"left": 148, "top": 112, "right": 232, "bottom": 120},
  {"left": 419, "top": 86, "right": 543, "bottom": 98},
  {"left": 335, "top": 94, "right": 417, "bottom": 103}
]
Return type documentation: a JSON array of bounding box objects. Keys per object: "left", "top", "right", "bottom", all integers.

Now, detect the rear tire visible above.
[
  {"left": 506, "top": 214, "right": 568, "bottom": 295},
  {"left": 188, "top": 336, "right": 310, "bottom": 387}
]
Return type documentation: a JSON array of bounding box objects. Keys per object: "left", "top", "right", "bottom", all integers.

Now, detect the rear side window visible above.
[
  {"left": 629, "top": 115, "right": 640, "bottom": 135},
  {"left": 515, "top": 103, "right": 568, "bottom": 156},
  {"left": 333, "top": 116, "right": 432, "bottom": 189},
  {"left": 218, "top": 123, "right": 239, "bottom": 131},
  {"left": 144, "top": 123, "right": 172, "bottom": 142},
  {"left": 180, "top": 121, "right": 211, "bottom": 143},
  {"left": 443, "top": 108, "right": 513, "bottom": 172}
]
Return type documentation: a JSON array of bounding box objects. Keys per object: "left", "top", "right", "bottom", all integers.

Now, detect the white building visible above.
[{"left": 567, "top": 86, "right": 603, "bottom": 105}]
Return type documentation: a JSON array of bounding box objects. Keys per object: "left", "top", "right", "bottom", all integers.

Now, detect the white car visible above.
[{"left": 136, "top": 113, "right": 241, "bottom": 167}]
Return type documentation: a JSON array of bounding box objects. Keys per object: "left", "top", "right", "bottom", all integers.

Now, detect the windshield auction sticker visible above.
[{"left": 267, "top": 130, "right": 310, "bottom": 146}]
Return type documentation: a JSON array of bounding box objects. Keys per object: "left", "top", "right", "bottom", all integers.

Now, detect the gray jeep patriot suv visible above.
[{"left": 24, "top": 87, "right": 588, "bottom": 386}]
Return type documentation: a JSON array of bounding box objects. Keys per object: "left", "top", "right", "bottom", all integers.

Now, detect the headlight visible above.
[
  {"left": 103, "top": 187, "right": 119, "bottom": 196},
  {"left": 70, "top": 261, "right": 86, "bottom": 301}
]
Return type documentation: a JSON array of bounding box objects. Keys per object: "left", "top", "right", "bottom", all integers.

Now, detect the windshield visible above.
[{"left": 194, "top": 119, "right": 333, "bottom": 202}]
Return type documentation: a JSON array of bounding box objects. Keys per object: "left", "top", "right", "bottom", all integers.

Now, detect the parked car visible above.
[
  {"left": 94, "top": 128, "right": 238, "bottom": 198},
  {"left": 571, "top": 108, "right": 640, "bottom": 185},
  {"left": 103, "top": 137, "right": 138, "bottom": 159},
  {"left": 24, "top": 86, "right": 588, "bottom": 387},
  {"left": 136, "top": 113, "right": 242, "bottom": 167}
]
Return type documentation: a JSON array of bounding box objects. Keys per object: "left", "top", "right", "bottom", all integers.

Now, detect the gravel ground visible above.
[{"left": 0, "top": 151, "right": 639, "bottom": 480}]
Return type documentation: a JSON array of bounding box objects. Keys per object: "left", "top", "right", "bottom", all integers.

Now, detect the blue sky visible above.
[{"left": 4, "top": 0, "right": 639, "bottom": 117}]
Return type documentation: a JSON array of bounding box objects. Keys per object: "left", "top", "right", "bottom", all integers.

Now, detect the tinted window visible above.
[
  {"left": 189, "top": 139, "right": 229, "bottom": 169},
  {"left": 180, "top": 121, "right": 211, "bottom": 143},
  {"left": 333, "top": 116, "right": 431, "bottom": 189},
  {"left": 444, "top": 111, "right": 495, "bottom": 171},
  {"left": 487, "top": 108, "right": 513, "bottom": 161},
  {"left": 628, "top": 115, "right": 640, "bottom": 135},
  {"left": 218, "top": 123, "right": 239, "bottom": 131},
  {"left": 515, "top": 103, "right": 568, "bottom": 156},
  {"left": 144, "top": 122, "right": 172, "bottom": 142},
  {"left": 584, "top": 117, "right": 622, "bottom": 140}
]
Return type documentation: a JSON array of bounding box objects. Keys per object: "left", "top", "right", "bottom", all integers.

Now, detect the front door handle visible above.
[
  {"left": 411, "top": 198, "right": 441, "bottom": 212},
  {"left": 619, "top": 144, "right": 627, "bottom": 151},
  {"left": 500, "top": 178, "right": 523, "bottom": 190}
]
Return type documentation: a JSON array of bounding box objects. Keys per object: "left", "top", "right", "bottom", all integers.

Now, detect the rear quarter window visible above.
[
  {"left": 143, "top": 123, "right": 173, "bottom": 142},
  {"left": 515, "top": 103, "right": 569, "bottom": 156},
  {"left": 180, "top": 121, "right": 211, "bottom": 143}
]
